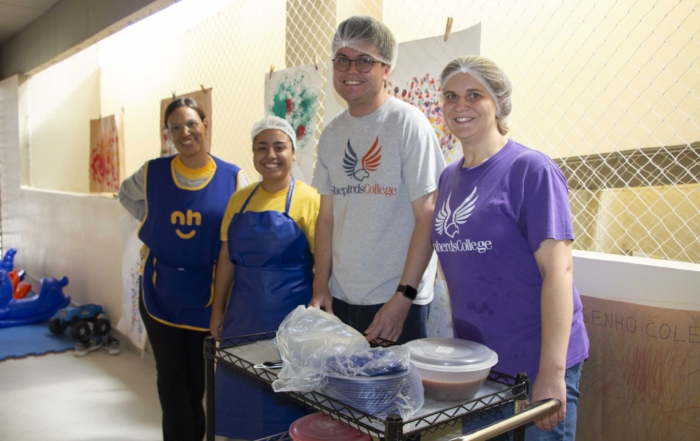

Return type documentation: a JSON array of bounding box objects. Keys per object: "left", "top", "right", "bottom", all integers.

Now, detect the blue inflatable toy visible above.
[
  {"left": 0, "top": 269, "right": 71, "bottom": 328},
  {"left": 1, "top": 248, "right": 17, "bottom": 271}
]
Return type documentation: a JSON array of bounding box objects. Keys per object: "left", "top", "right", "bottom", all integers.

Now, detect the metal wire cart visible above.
[{"left": 204, "top": 333, "right": 559, "bottom": 441}]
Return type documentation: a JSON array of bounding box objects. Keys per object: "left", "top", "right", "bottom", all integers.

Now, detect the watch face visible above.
[{"left": 398, "top": 284, "right": 418, "bottom": 300}]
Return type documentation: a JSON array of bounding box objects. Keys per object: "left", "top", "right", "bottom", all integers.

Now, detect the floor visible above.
[
  {"left": 0, "top": 334, "right": 462, "bottom": 441},
  {"left": 0, "top": 336, "right": 162, "bottom": 441}
]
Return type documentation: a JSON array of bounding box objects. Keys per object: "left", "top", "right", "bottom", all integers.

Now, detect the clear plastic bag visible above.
[
  {"left": 271, "top": 306, "right": 424, "bottom": 420},
  {"left": 272, "top": 306, "right": 370, "bottom": 392}
]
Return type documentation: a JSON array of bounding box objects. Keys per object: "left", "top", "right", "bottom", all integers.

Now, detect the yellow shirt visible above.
[{"left": 220, "top": 181, "right": 320, "bottom": 253}]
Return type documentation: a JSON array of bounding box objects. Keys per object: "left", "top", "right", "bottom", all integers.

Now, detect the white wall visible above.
[
  {"left": 573, "top": 250, "right": 700, "bottom": 311},
  {"left": 1, "top": 75, "right": 128, "bottom": 322}
]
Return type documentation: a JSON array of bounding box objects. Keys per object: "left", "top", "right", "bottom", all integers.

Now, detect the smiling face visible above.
[
  {"left": 253, "top": 129, "right": 296, "bottom": 193},
  {"left": 166, "top": 106, "right": 209, "bottom": 167},
  {"left": 442, "top": 73, "right": 500, "bottom": 146},
  {"left": 332, "top": 45, "right": 390, "bottom": 117}
]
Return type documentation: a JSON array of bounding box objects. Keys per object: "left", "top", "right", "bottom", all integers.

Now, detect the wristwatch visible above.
[{"left": 396, "top": 284, "right": 418, "bottom": 301}]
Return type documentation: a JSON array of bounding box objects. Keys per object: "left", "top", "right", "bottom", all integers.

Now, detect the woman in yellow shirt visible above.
[{"left": 210, "top": 116, "right": 319, "bottom": 440}]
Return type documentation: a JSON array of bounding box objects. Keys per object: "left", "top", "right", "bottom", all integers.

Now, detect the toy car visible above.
[{"left": 49, "top": 304, "right": 111, "bottom": 342}]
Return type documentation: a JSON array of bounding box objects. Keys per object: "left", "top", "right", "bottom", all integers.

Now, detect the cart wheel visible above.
[
  {"left": 71, "top": 321, "right": 91, "bottom": 342},
  {"left": 93, "top": 318, "right": 111, "bottom": 336},
  {"left": 48, "top": 317, "right": 67, "bottom": 335}
]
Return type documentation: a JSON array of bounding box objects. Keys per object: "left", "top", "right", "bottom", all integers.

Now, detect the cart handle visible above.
[{"left": 450, "top": 398, "right": 562, "bottom": 441}]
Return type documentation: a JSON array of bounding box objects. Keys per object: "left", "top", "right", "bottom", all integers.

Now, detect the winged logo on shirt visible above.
[
  {"left": 343, "top": 137, "right": 382, "bottom": 182},
  {"left": 435, "top": 187, "right": 478, "bottom": 238}
]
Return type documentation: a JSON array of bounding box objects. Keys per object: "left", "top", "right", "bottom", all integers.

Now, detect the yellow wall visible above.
[
  {"left": 385, "top": 0, "right": 699, "bottom": 158},
  {"left": 594, "top": 184, "right": 700, "bottom": 262},
  {"left": 19, "top": 0, "right": 700, "bottom": 264},
  {"left": 27, "top": 0, "right": 286, "bottom": 189},
  {"left": 27, "top": 46, "right": 101, "bottom": 192}
]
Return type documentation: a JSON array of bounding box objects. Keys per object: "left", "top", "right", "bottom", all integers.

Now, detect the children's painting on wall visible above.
[
  {"left": 324, "top": 23, "right": 481, "bottom": 165},
  {"left": 89, "top": 114, "right": 125, "bottom": 193},
  {"left": 265, "top": 64, "right": 322, "bottom": 183},
  {"left": 160, "top": 88, "right": 212, "bottom": 157}
]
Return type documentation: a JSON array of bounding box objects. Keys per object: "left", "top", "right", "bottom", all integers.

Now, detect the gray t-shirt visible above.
[{"left": 313, "top": 96, "right": 446, "bottom": 305}]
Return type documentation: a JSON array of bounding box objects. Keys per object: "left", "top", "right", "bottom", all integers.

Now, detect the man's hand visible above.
[
  {"left": 363, "top": 292, "right": 413, "bottom": 342},
  {"left": 309, "top": 283, "right": 334, "bottom": 314},
  {"left": 530, "top": 369, "right": 567, "bottom": 431}
]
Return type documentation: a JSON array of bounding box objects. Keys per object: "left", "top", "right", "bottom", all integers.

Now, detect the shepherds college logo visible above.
[
  {"left": 343, "top": 137, "right": 382, "bottom": 181},
  {"left": 434, "top": 187, "right": 478, "bottom": 238}
]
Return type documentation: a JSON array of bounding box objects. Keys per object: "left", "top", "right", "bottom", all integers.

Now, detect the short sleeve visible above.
[
  {"left": 311, "top": 133, "right": 333, "bottom": 195},
  {"left": 522, "top": 164, "right": 575, "bottom": 253},
  {"left": 298, "top": 187, "right": 320, "bottom": 254},
  {"left": 220, "top": 191, "right": 246, "bottom": 242},
  {"left": 399, "top": 109, "right": 446, "bottom": 202}
]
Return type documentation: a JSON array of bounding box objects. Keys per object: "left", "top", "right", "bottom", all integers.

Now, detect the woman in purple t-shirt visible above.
[{"left": 432, "top": 56, "right": 589, "bottom": 440}]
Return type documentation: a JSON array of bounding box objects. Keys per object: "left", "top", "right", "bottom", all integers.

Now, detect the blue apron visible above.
[
  {"left": 216, "top": 178, "right": 313, "bottom": 439},
  {"left": 139, "top": 155, "right": 240, "bottom": 330}
]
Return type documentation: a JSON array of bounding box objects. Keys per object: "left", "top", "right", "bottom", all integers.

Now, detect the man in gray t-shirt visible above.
[{"left": 311, "top": 16, "right": 445, "bottom": 344}]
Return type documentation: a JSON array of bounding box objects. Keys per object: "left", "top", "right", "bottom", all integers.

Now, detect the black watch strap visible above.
[{"left": 397, "top": 284, "right": 418, "bottom": 300}]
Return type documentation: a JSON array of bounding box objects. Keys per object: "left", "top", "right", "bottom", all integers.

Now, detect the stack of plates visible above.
[{"left": 319, "top": 363, "right": 424, "bottom": 419}]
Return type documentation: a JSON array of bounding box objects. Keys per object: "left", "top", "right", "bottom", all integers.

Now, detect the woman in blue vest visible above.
[
  {"left": 210, "top": 116, "right": 320, "bottom": 440},
  {"left": 119, "top": 97, "right": 246, "bottom": 441}
]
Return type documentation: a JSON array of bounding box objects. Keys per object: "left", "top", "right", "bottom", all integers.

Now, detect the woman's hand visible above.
[
  {"left": 309, "top": 282, "right": 334, "bottom": 314},
  {"left": 532, "top": 238, "right": 574, "bottom": 431},
  {"left": 210, "top": 308, "right": 224, "bottom": 339},
  {"left": 210, "top": 243, "right": 234, "bottom": 340},
  {"left": 531, "top": 369, "right": 567, "bottom": 430}
]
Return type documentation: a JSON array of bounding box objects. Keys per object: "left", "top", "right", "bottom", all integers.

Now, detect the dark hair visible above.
[{"left": 164, "top": 97, "right": 207, "bottom": 128}]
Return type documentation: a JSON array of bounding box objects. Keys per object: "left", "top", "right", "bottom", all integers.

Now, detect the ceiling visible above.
[{"left": 0, "top": 0, "right": 61, "bottom": 45}]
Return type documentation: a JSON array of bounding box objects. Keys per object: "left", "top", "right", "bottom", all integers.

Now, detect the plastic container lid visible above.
[
  {"left": 289, "top": 413, "right": 371, "bottom": 441},
  {"left": 403, "top": 338, "right": 498, "bottom": 373}
]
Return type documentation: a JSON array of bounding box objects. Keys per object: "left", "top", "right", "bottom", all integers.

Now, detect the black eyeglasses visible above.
[{"left": 332, "top": 56, "right": 385, "bottom": 73}]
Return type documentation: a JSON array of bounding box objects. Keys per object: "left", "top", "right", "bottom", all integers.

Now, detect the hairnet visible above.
[
  {"left": 331, "top": 16, "right": 398, "bottom": 72},
  {"left": 440, "top": 56, "right": 513, "bottom": 135},
  {"left": 250, "top": 115, "right": 297, "bottom": 151}
]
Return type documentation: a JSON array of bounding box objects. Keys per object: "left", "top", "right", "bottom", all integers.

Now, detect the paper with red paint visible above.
[{"left": 89, "top": 114, "right": 124, "bottom": 193}]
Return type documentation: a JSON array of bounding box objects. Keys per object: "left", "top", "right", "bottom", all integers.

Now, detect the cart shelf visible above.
[{"left": 205, "top": 332, "right": 537, "bottom": 441}]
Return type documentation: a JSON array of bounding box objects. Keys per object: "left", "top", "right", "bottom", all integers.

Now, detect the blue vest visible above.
[{"left": 139, "top": 155, "right": 240, "bottom": 330}]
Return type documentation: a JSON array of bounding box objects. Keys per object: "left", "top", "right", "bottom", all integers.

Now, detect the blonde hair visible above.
[{"left": 441, "top": 56, "right": 513, "bottom": 135}]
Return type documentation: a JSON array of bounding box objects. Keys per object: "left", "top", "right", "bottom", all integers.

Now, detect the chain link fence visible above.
[{"left": 23, "top": 0, "right": 700, "bottom": 263}]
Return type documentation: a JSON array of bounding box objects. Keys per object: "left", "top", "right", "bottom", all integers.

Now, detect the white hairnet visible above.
[
  {"left": 440, "top": 56, "right": 513, "bottom": 135},
  {"left": 331, "top": 16, "right": 398, "bottom": 72},
  {"left": 250, "top": 115, "right": 297, "bottom": 151}
]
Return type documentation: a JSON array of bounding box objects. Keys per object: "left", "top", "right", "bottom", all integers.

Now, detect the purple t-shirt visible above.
[{"left": 432, "top": 139, "right": 589, "bottom": 381}]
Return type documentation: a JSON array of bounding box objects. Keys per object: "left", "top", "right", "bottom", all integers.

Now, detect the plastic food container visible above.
[
  {"left": 403, "top": 338, "right": 498, "bottom": 401},
  {"left": 289, "top": 413, "right": 370, "bottom": 441}
]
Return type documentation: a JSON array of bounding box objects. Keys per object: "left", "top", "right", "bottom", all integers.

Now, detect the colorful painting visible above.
[
  {"left": 265, "top": 64, "right": 322, "bottom": 183},
  {"left": 160, "top": 88, "right": 212, "bottom": 157},
  {"left": 578, "top": 296, "right": 700, "bottom": 440},
  {"left": 386, "top": 73, "right": 457, "bottom": 160},
  {"left": 323, "top": 23, "right": 481, "bottom": 165},
  {"left": 89, "top": 114, "right": 124, "bottom": 192}
]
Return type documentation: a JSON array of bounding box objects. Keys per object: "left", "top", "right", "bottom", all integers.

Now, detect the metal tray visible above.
[{"left": 204, "top": 332, "right": 540, "bottom": 440}]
